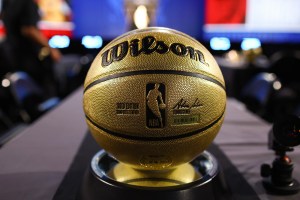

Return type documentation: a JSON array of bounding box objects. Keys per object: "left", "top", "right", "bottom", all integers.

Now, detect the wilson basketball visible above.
[{"left": 83, "top": 27, "right": 226, "bottom": 170}]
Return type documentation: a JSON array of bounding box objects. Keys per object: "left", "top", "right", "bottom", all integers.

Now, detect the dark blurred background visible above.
[{"left": 0, "top": 0, "right": 299, "bottom": 141}]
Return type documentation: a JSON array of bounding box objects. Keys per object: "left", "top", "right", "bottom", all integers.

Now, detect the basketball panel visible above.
[
  {"left": 83, "top": 74, "right": 226, "bottom": 138},
  {"left": 84, "top": 28, "right": 224, "bottom": 90},
  {"left": 86, "top": 114, "right": 224, "bottom": 169}
]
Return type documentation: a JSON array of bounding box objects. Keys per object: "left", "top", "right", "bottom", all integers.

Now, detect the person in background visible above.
[{"left": 2, "top": 0, "right": 62, "bottom": 96}]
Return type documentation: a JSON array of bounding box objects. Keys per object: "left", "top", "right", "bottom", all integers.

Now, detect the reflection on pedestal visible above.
[{"left": 78, "top": 150, "right": 228, "bottom": 200}]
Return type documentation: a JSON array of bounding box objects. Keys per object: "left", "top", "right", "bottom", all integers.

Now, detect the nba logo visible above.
[{"left": 146, "top": 83, "right": 166, "bottom": 128}]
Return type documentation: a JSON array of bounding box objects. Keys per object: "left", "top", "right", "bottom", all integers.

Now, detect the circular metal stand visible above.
[{"left": 78, "top": 150, "right": 222, "bottom": 200}]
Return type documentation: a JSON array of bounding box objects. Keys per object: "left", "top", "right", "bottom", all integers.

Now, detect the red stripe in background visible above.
[
  {"left": 41, "top": 29, "right": 72, "bottom": 39},
  {"left": 0, "top": 21, "right": 72, "bottom": 39},
  {"left": 205, "top": 0, "right": 246, "bottom": 24}
]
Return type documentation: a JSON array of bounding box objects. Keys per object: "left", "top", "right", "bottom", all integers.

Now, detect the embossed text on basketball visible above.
[{"left": 101, "top": 36, "right": 209, "bottom": 67}]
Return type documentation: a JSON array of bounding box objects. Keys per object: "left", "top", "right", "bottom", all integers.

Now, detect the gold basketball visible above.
[{"left": 83, "top": 27, "right": 226, "bottom": 170}]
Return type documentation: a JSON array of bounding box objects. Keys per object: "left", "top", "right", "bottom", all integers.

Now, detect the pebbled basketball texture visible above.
[{"left": 83, "top": 27, "right": 226, "bottom": 170}]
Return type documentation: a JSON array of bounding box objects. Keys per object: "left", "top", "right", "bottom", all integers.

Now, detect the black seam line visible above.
[
  {"left": 84, "top": 70, "right": 225, "bottom": 93},
  {"left": 123, "top": 177, "right": 185, "bottom": 185},
  {"left": 85, "top": 109, "right": 225, "bottom": 141}
]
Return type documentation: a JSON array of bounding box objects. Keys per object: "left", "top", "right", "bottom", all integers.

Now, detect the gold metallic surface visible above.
[
  {"left": 107, "top": 163, "right": 201, "bottom": 187},
  {"left": 83, "top": 27, "right": 226, "bottom": 170},
  {"left": 84, "top": 27, "right": 224, "bottom": 87}
]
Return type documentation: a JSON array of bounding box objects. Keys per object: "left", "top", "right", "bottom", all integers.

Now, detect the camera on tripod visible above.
[{"left": 261, "top": 115, "right": 300, "bottom": 194}]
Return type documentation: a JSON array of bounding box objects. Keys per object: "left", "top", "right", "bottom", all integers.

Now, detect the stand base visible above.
[
  {"left": 78, "top": 150, "right": 228, "bottom": 200},
  {"left": 262, "top": 179, "right": 300, "bottom": 195}
]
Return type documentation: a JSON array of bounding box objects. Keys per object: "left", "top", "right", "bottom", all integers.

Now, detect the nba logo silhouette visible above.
[{"left": 146, "top": 83, "right": 166, "bottom": 128}]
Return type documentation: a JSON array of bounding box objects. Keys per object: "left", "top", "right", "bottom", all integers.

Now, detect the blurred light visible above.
[
  {"left": 134, "top": 5, "right": 149, "bottom": 29},
  {"left": 241, "top": 38, "right": 261, "bottom": 50},
  {"left": 227, "top": 50, "right": 240, "bottom": 62},
  {"left": 49, "top": 35, "right": 70, "bottom": 48},
  {"left": 2, "top": 79, "right": 10, "bottom": 87},
  {"left": 210, "top": 37, "right": 231, "bottom": 51},
  {"left": 273, "top": 81, "right": 282, "bottom": 90},
  {"left": 264, "top": 73, "right": 277, "bottom": 82},
  {"left": 82, "top": 36, "right": 103, "bottom": 49}
]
